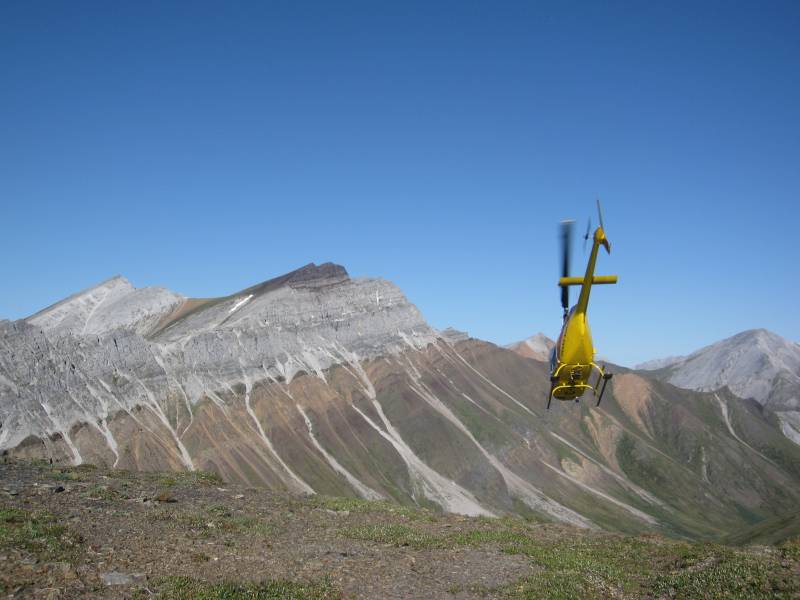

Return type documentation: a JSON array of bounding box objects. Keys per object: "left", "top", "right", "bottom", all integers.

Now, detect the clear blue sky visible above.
[{"left": 2, "top": 1, "right": 798, "bottom": 366}]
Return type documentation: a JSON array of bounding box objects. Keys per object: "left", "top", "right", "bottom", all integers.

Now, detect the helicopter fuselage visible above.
[{"left": 550, "top": 308, "right": 596, "bottom": 400}]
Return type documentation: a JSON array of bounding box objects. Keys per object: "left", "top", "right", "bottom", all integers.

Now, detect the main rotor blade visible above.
[{"left": 560, "top": 220, "right": 574, "bottom": 311}]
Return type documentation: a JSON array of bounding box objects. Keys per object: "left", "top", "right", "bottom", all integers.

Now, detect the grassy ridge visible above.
[
  {"left": 339, "top": 513, "right": 800, "bottom": 599},
  {"left": 139, "top": 576, "right": 341, "bottom": 600}
]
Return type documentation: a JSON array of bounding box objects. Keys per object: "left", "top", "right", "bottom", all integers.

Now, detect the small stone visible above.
[
  {"left": 233, "top": 494, "right": 245, "bottom": 500},
  {"left": 102, "top": 572, "right": 131, "bottom": 586},
  {"left": 58, "top": 563, "right": 78, "bottom": 581},
  {"left": 101, "top": 571, "right": 146, "bottom": 586}
]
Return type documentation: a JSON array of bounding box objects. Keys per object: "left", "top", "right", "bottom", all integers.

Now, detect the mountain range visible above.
[
  {"left": 2, "top": 263, "right": 800, "bottom": 542},
  {"left": 634, "top": 329, "right": 800, "bottom": 445}
]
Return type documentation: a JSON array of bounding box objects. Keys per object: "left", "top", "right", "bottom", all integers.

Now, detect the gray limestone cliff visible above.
[{"left": 0, "top": 263, "right": 437, "bottom": 461}]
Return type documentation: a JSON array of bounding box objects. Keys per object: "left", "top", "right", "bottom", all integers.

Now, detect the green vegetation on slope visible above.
[
  {"left": 0, "top": 507, "right": 82, "bottom": 561},
  {"left": 340, "top": 517, "right": 800, "bottom": 599},
  {"left": 142, "top": 576, "right": 341, "bottom": 600},
  {"left": 722, "top": 511, "right": 800, "bottom": 546}
]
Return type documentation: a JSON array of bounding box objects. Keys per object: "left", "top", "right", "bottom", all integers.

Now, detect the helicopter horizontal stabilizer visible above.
[{"left": 558, "top": 275, "right": 618, "bottom": 287}]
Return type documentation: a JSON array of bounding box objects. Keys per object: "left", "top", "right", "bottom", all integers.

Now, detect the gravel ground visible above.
[
  {"left": 0, "top": 461, "right": 533, "bottom": 599},
  {"left": 1, "top": 460, "right": 797, "bottom": 599}
]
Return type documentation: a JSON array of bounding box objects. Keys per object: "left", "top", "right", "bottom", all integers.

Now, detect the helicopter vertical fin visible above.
[{"left": 574, "top": 202, "right": 611, "bottom": 316}]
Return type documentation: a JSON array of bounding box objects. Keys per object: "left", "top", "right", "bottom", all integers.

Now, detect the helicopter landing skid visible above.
[
  {"left": 546, "top": 376, "right": 559, "bottom": 410},
  {"left": 595, "top": 371, "right": 613, "bottom": 406}
]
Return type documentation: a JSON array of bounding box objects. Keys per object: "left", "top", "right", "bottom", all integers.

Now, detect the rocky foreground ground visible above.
[{"left": 0, "top": 460, "right": 798, "bottom": 599}]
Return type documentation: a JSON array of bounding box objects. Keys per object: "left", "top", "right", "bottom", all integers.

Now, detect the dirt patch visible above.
[{"left": 611, "top": 374, "right": 655, "bottom": 437}]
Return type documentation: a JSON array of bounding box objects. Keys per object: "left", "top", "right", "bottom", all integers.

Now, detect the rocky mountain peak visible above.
[
  {"left": 648, "top": 328, "right": 800, "bottom": 404},
  {"left": 241, "top": 262, "right": 350, "bottom": 296},
  {"left": 285, "top": 262, "right": 349, "bottom": 287},
  {"left": 25, "top": 275, "right": 138, "bottom": 334},
  {"left": 26, "top": 275, "right": 185, "bottom": 338},
  {"left": 639, "top": 328, "right": 800, "bottom": 445},
  {"left": 505, "top": 333, "right": 555, "bottom": 362},
  {"left": 27, "top": 275, "right": 134, "bottom": 319}
]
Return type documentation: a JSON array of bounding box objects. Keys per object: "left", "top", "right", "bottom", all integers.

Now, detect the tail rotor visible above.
[
  {"left": 583, "top": 218, "right": 591, "bottom": 254},
  {"left": 596, "top": 197, "right": 605, "bottom": 231}
]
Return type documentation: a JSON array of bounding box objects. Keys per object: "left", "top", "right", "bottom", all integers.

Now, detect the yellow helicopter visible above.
[{"left": 547, "top": 200, "right": 618, "bottom": 409}]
